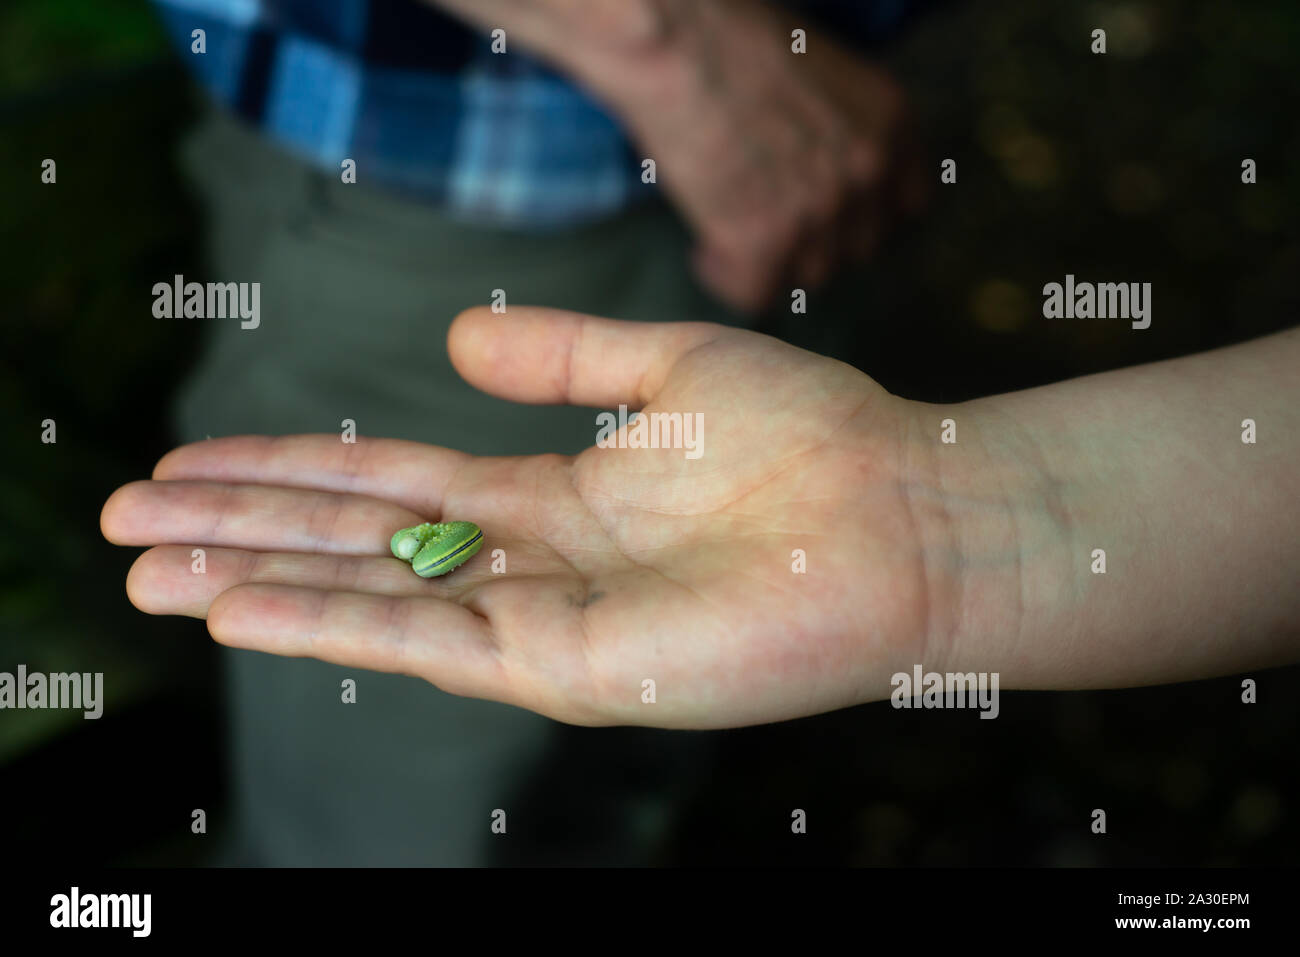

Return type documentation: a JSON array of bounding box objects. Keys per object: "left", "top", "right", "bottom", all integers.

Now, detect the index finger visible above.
[{"left": 153, "top": 434, "right": 472, "bottom": 515}]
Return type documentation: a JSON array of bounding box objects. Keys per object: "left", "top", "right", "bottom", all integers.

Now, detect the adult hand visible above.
[{"left": 428, "top": 0, "right": 928, "bottom": 312}]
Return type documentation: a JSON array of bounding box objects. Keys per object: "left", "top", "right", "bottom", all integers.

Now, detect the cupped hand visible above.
[{"left": 101, "top": 307, "right": 949, "bottom": 728}]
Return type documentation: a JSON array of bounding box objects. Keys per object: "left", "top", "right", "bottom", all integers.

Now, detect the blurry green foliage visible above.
[
  {"left": 1, "top": 1, "right": 204, "bottom": 767},
  {"left": 0, "top": 0, "right": 167, "bottom": 94}
]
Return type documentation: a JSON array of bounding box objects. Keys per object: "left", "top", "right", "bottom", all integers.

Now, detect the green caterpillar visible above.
[{"left": 390, "top": 521, "right": 484, "bottom": 578}]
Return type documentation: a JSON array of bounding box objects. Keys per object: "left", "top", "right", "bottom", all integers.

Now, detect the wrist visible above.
[
  {"left": 896, "top": 397, "right": 1081, "bottom": 684},
  {"left": 562, "top": 14, "right": 698, "bottom": 123}
]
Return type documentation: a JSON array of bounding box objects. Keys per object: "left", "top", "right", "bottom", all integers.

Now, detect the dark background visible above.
[{"left": 2, "top": 0, "right": 1297, "bottom": 865}]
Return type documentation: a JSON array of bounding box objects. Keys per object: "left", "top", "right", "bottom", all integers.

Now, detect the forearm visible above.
[{"left": 904, "top": 327, "right": 1300, "bottom": 688}]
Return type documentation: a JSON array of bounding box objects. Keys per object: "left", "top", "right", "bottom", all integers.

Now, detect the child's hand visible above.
[
  {"left": 102, "top": 307, "right": 949, "bottom": 728},
  {"left": 101, "top": 310, "right": 1300, "bottom": 727}
]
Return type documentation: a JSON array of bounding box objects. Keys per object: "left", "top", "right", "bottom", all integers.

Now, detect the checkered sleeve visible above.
[{"left": 149, "top": 0, "right": 932, "bottom": 230}]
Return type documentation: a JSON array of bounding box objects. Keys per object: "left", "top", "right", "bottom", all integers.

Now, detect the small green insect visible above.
[{"left": 390, "top": 521, "right": 484, "bottom": 578}]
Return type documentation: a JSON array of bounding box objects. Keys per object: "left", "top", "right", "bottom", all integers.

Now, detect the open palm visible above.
[{"left": 102, "top": 307, "right": 942, "bottom": 728}]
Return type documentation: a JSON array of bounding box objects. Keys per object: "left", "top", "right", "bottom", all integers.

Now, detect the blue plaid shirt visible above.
[{"left": 153, "top": 0, "right": 924, "bottom": 230}]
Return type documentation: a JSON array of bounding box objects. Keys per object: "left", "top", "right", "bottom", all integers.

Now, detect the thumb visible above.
[{"left": 447, "top": 306, "right": 726, "bottom": 408}]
